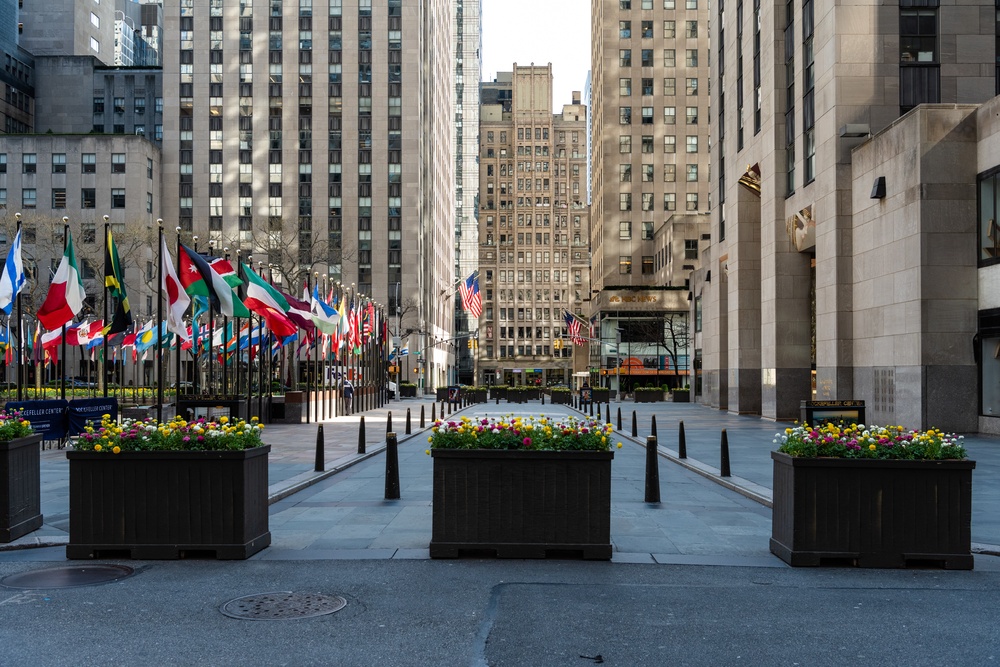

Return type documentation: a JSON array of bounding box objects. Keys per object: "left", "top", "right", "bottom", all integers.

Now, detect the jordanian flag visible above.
[
  {"left": 37, "top": 230, "right": 87, "bottom": 330},
  {"left": 178, "top": 245, "right": 250, "bottom": 318}
]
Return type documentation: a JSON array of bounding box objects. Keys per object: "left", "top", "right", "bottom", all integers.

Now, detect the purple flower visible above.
[
  {"left": 522, "top": 437, "right": 532, "bottom": 447},
  {"left": 182, "top": 436, "right": 191, "bottom": 443}
]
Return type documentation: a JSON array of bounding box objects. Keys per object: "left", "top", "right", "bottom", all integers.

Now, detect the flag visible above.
[
  {"left": 158, "top": 235, "right": 192, "bottom": 341},
  {"left": 178, "top": 244, "right": 250, "bottom": 318},
  {"left": 41, "top": 328, "right": 62, "bottom": 365},
  {"left": 399, "top": 346, "right": 409, "bottom": 356},
  {"left": 589, "top": 315, "right": 598, "bottom": 339},
  {"left": 458, "top": 272, "right": 483, "bottom": 318},
  {"left": 205, "top": 256, "right": 242, "bottom": 288},
  {"left": 0, "top": 228, "right": 26, "bottom": 316},
  {"left": 279, "top": 289, "right": 316, "bottom": 333},
  {"left": 103, "top": 227, "right": 133, "bottom": 336},
  {"left": 564, "top": 310, "right": 585, "bottom": 346},
  {"left": 240, "top": 263, "right": 298, "bottom": 338},
  {"left": 64, "top": 320, "right": 89, "bottom": 346},
  {"left": 311, "top": 285, "right": 338, "bottom": 334},
  {"left": 37, "top": 231, "right": 87, "bottom": 330}
]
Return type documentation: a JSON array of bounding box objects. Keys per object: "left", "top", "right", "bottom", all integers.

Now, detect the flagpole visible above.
[
  {"left": 241, "top": 257, "right": 252, "bottom": 420},
  {"left": 175, "top": 227, "right": 183, "bottom": 411},
  {"left": 14, "top": 213, "right": 23, "bottom": 401},
  {"left": 192, "top": 235, "right": 200, "bottom": 396},
  {"left": 60, "top": 217, "right": 69, "bottom": 401},
  {"left": 222, "top": 246, "right": 230, "bottom": 398},
  {"left": 101, "top": 215, "right": 110, "bottom": 398},
  {"left": 257, "top": 262, "right": 265, "bottom": 422},
  {"left": 234, "top": 249, "right": 242, "bottom": 406},
  {"left": 156, "top": 220, "right": 164, "bottom": 422},
  {"left": 207, "top": 239, "right": 216, "bottom": 396},
  {"left": 304, "top": 274, "right": 312, "bottom": 425}
]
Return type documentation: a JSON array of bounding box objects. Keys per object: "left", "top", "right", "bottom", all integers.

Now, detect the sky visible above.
[{"left": 480, "top": 0, "right": 592, "bottom": 112}]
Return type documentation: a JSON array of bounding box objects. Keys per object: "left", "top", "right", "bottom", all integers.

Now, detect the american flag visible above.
[
  {"left": 458, "top": 272, "right": 483, "bottom": 318},
  {"left": 564, "top": 310, "right": 585, "bottom": 346},
  {"left": 589, "top": 315, "right": 598, "bottom": 339}
]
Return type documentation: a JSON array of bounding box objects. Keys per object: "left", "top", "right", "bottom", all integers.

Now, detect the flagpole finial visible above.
[
  {"left": 62, "top": 216, "right": 69, "bottom": 223},
  {"left": 175, "top": 226, "right": 181, "bottom": 233},
  {"left": 103, "top": 214, "right": 110, "bottom": 222},
  {"left": 14, "top": 212, "right": 19, "bottom": 221}
]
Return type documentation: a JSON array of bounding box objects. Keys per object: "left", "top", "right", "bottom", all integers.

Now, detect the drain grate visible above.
[
  {"left": 220, "top": 591, "right": 348, "bottom": 620},
  {"left": 1, "top": 565, "right": 135, "bottom": 590}
]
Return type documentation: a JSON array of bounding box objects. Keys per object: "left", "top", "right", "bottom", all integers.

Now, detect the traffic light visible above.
[
  {"left": 554, "top": 339, "right": 562, "bottom": 350},
  {"left": 467, "top": 339, "right": 474, "bottom": 349}
]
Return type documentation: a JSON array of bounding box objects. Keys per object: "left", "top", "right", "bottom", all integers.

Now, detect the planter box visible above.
[
  {"left": 67, "top": 446, "right": 271, "bottom": 560},
  {"left": 400, "top": 385, "right": 417, "bottom": 398},
  {"left": 770, "top": 452, "right": 975, "bottom": 569},
  {"left": 435, "top": 388, "right": 449, "bottom": 401},
  {"left": 592, "top": 389, "right": 610, "bottom": 403},
  {"left": 466, "top": 390, "right": 487, "bottom": 403},
  {"left": 634, "top": 390, "right": 665, "bottom": 403},
  {"left": 1, "top": 435, "right": 43, "bottom": 542},
  {"left": 550, "top": 392, "right": 571, "bottom": 405},
  {"left": 671, "top": 390, "right": 690, "bottom": 403},
  {"left": 430, "top": 449, "right": 614, "bottom": 559}
]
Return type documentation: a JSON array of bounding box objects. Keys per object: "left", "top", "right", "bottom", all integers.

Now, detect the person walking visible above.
[{"left": 343, "top": 380, "right": 354, "bottom": 415}]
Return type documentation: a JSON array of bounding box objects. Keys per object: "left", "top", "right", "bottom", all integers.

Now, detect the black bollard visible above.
[
  {"left": 644, "top": 435, "right": 660, "bottom": 503},
  {"left": 720, "top": 429, "right": 731, "bottom": 477},
  {"left": 357, "top": 416, "right": 366, "bottom": 454},
  {"left": 606, "top": 403, "right": 610, "bottom": 422},
  {"left": 406, "top": 408, "right": 412, "bottom": 434},
  {"left": 651, "top": 414, "right": 657, "bottom": 439},
  {"left": 385, "top": 432, "right": 400, "bottom": 500},
  {"left": 589, "top": 400, "right": 594, "bottom": 417},
  {"left": 314, "top": 424, "right": 325, "bottom": 472},
  {"left": 420, "top": 404, "right": 426, "bottom": 428},
  {"left": 431, "top": 402, "right": 436, "bottom": 422},
  {"left": 541, "top": 392, "right": 545, "bottom": 406},
  {"left": 496, "top": 394, "right": 500, "bottom": 405},
  {"left": 446, "top": 400, "right": 452, "bottom": 415},
  {"left": 631, "top": 410, "right": 638, "bottom": 437},
  {"left": 597, "top": 403, "right": 602, "bottom": 421},
  {"left": 678, "top": 420, "right": 687, "bottom": 458},
  {"left": 387, "top": 411, "right": 393, "bottom": 434},
  {"left": 617, "top": 407, "right": 622, "bottom": 431}
]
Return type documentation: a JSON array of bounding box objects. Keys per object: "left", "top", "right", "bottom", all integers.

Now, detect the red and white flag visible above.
[{"left": 37, "top": 231, "right": 87, "bottom": 331}]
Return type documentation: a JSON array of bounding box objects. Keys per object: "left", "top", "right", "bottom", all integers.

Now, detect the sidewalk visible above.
[{"left": 4, "top": 396, "right": 999, "bottom": 566}]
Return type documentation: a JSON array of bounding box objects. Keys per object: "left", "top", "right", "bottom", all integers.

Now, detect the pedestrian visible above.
[{"left": 343, "top": 380, "right": 354, "bottom": 415}]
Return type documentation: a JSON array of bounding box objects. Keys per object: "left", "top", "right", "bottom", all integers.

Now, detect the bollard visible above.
[
  {"left": 606, "top": 403, "right": 611, "bottom": 422},
  {"left": 678, "top": 420, "right": 687, "bottom": 459},
  {"left": 385, "top": 432, "right": 400, "bottom": 500},
  {"left": 406, "top": 408, "right": 412, "bottom": 435},
  {"left": 631, "top": 410, "right": 638, "bottom": 437},
  {"left": 644, "top": 435, "right": 660, "bottom": 503},
  {"left": 387, "top": 411, "right": 393, "bottom": 434},
  {"left": 496, "top": 394, "right": 500, "bottom": 405},
  {"left": 314, "top": 424, "right": 325, "bottom": 472},
  {"left": 420, "top": 404, "right": 426, "bottom": 428},
  {"left": 446, "top": 400, "right": 452, "bottom": 415},
  {"left": 651, "top": 414, "right": 657, "bottom": 439},
  {"left": 431, "top": 402, "right": 436, "bottom": 422},
  {"left": 720, "top": 429, "right": 731, "bottom": 477},
  {"left": 541, "top": 392, "right": 545, "bottom": 406},
  {"left": 589, "top": 400, "right": 594, "bottom": 417},
  {"left": 357, "top": 416, "right": 367, "bottom": 454},
  {"left": 617, "top": 407, "right": 622, "bottom": 431},
  {"left": 597, "top": 403, "right": 602, "bottom": 422}
]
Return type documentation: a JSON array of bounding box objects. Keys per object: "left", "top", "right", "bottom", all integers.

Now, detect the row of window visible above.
[
  {"left": 619, "top": 163, "right": 699, "bottom": 181},
  {"left": 620, "top": 106, "right": 700, "bottom": 125},
  {"left": 619, "top": 0, "right": 700, "bottom": 9},
  {"left": 620, "top": 21, "right": 701, "bottom": 40},
  {"left": 93, "top": 97, "right": 162, "bottom": 115},
  {"left": 619, "top": 76, "right": 699, "bottom": 96},
  {"left": 0, "top": 154, "right": 153, "bottom": 177},
  {"left": 0, "top": 188, "right": 151, "bottom": 212},
  {"left": 618, "top": 135, "right": 700, "bottom": 153},
  {"left": 618, "top": 192, "right": 700, "bottom": 211}
]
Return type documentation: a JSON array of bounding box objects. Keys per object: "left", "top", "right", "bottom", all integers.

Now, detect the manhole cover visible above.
[
  {"left": 220, "top": 591, "right": 348, "bottom": 620},
  {"left": 1, "top": 565, "right": 135, "bottom": 590}
]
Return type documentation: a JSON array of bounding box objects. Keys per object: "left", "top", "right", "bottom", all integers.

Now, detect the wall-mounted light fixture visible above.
[{"left": 871, "top": 176, "right": 886, "bottom": 199}]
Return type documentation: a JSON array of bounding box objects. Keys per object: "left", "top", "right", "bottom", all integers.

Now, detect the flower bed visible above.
[
  {"left": 770, "top": 423, "right": 974, "bottom": 568},
  {"left": 0, "top": 411, "right": 42, "bottom": 543},
  {"left": 428, "top": 415, "right": 617, "bottom": 452}
]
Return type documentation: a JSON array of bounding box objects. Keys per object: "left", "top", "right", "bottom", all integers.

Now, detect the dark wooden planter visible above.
[
  {"left": 592, "top": 389, "right": 610, "bottom": 403},
  {"left": 507, "top": 391, "right": 527, "bottom": 404},
  {"left": 466, "top": 390, "right": 487, "bottom": 403},
  {"left": 550, "top": 392, "right": 571, "bottom": 405},
  {"left": 770, "top": 452, "right": 975, "bottom": 569},
  {"left": 67, "top": 445, "right": 271, "bottom": 560},
  {"left": 634, "top": 390, "right": 664, "bottom": 403},
  {"left": 671, "top": 390, "right": 690, "bottom": 403},
  {"left": 436, "top": 388, "right": 449, "bottom": 401},
  {"left": 400, "top": 385, "right": 417, "bottom": 397},
  {"left": 1, "top": 435, "right": 43, "bottom": 543},
  {"left": 430, "top": 449, "right": 614, "bottom": 559}
]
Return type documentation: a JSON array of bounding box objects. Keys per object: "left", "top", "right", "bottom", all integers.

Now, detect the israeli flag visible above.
[{"left": 0, "top": 228, "right": 26, "bottom": 316}]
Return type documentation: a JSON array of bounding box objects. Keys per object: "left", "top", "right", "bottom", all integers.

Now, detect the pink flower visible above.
[{"left": 522, "top": 437, "right": 532, "bottom": 447}]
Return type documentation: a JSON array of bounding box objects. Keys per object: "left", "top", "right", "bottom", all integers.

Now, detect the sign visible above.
[
  {"left": 800, "top": 400, "right": 865, "bottom": 425},
  {"left": 67, "top": 397, "right": 120, "bottom": 436},
  {"left": 6, "top": 400, "right": 69, "bottom": 440}
]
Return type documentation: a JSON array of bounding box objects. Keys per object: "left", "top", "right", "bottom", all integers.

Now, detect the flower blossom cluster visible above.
[
  {"left": 0, "top": 410, "right": 33, "bottom": 441},
  {"left": 428, "top": 414, "right": 621, "bottom": 452},
  {"left": 775, "top": 422, "right": 966, "bottom": 460},
  {"left": 75, "top": 414, "right": 265, "bottom": 453}
]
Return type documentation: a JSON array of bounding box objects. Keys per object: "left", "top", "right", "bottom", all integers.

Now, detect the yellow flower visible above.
[
  {"left": 616, "top": 442, "right": 623, "bottom": 448},
  {"left": 112, "top": 446, "right": 121, "bottom": 454},
  {"left": 869, "top": 444, "right": 876, "bottom": 451},
  {"left": 425, "top": 449, "right": 430, "bottom": 455},
  {"left": 220, "top": 416, "right": 229, "bottom": 424},
  {"left": 94, "top": 444, "right": 102, "bottom": 452},
  {"left": 428, "top": 437, "right": 433, "bottom": 443}
]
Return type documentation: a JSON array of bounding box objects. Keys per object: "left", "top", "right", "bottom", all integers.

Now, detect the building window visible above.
[
  {"left": 686, "top": 0, "right": 697, "bottom": 7},
  {"left": 686, "top": 49, "right": 698, "bottom": 67},
  {"left": 686, "top": 164, "right": 699, "bottom": 181},
  {"left": 620, "top": 21, "right": 632, "bottom": 38},
  {"left": 111, "top": 188, "right": 126, "bottom": 208},
  {"left": 686, "top": 193, "right": 699, "bottom": 211},
  {"left": 147, "top": 192, "right": 153, "bottom": 213},
  {"left": 686, "top": 78, "right": 699, "bottom": 96},
  {"left": 642, "top": 221, "right": 654, "bottom": 240},
  {"left": 0, "top": 155, "right": 5, "bottom": 173},
  {"left": 620, "top": 0, "right": 631, "bottom": 8},
  {"left": 620, "top": 221, "right": 632, "bottom": 239},
  {"left": 619, "top": 193, "right": 632, "bottom": 211},
  {"left": 663, "top": 20, "right": 675, "bottom": 38},
  {"left": 619, "top": 49, "right": 632, "bottom": 67},
  {"left": 111, "top": 154, "right": 126, "bottom": 173},
  {"left": 978, "top": 167, "right": 1000, "bottom": 265},
  {"left": 642, "top": 193, "right": 654, "bottom": 211},
  {"left": 620, "top": 164, "right": 632, "bottom": 182},
  {"left": 642, "top": 164, "right": 654, "bottom": 182},
  {"left": 619, "top": 107, "right": 632, "bottom": 124},
  {"left": 21, "top": 189, "right": 36, "bottom": 208},
  {"left": 620, "top": 78, "right": 632, "bottom": 96},
  {"left": 641, "top": 135, "right": 654, "bottom": 153},
  {"left": 664, "top": 135, "right": 676, "bottom": 153},
  {"left": 686, "top": 107, "right": 699, "bottom": 124},
  {"left": 22, "top": 154, "right": 35, "bottom": 173},
  {"left": 147, "top": 158, "right": 154, "bottom": 179},
  {"left": 664, "top": 193, "right": 676, "bottom": 211},
  {"left": 90, "top": 37, "right": 100, "bottom": 53},
  {"left": 900, "top": 8, "right": 937, "bottom": 63},
  {"left": 664, "top": 164, "right": 676, "bottom": 181},
  {"left": 641, "top": 78, "right": 653, "bottom": 96},
  {"left": 641, "top": 21, "right": 653, "bottom": 38},
  {"left": 641, "top": 107, "right": 654, "bottom": 124},
  {"left": 619, "top": 256, "right": 632, "bottom": 274},
  {"left": 82, "top": 154, "right": 96, "bottom": 173},
  {"left": 81, "top": 188, "right": 96, "bottom": 209},
  {"left": 51, "top": 188, "right": 66, "bottom": 209},
  {"left": 82, "top": 222, "right": 96, "bottom": 244},
  {"left": 642, "top": 256, "right": 654, "bottom": 274},
  {"left": 641, "top": 49, "right": 653, "bottom": 67},
  {"left": 0, "top": 189, "right": 5, "bottom": 208},
  {"left": 619, "top": 136, "right": 632, "bottom": 153},
  {"left": 663, "top": 49, "right": 675, "bottom": 67},
  {"left": 686, "top": 136, "right": 699, "bottom": 153},
  {"left": 685, "top": 239, "right": 699, "bottom": 259},
  {"left": 664, "top": 106, "right": 676, "bottom": 124}
]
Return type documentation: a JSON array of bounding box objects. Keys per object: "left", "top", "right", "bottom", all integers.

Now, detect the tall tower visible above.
[
  {"left": 161, "top": 0, "right": 455, "bottom": 390},
  {"left": 477, "top": 65, "right": 589, "bottom": 387}
]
